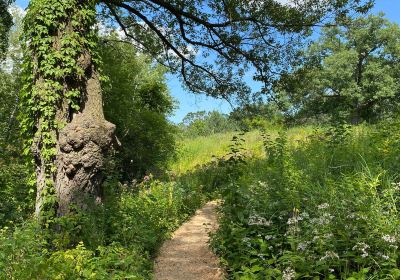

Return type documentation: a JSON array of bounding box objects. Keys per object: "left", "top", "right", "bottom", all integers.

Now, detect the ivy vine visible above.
[{"left": 19, "top": 0, "right": 101, "bottom": 220}]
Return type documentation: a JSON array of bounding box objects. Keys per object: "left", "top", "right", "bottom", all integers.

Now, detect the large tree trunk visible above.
[
  {"left": 25, "top": 0, "right": 116, "bottom": 217},
  {"left": 54, "top": 68, "right": 116, "bottom": 216},
  {"left": 34, "top": 69, "right": 116, "bottom": 217}
]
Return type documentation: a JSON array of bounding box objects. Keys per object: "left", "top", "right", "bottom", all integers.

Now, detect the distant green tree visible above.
[
  {"left": 180, "top": 110, "right": 238, "bottom": 137},
  {"left": 101, "top": 38, "right": 176, "bottom": 179},
  {"left": 229, "top": 103, "right": 284, "bottom": 130},
  {"left": 0, "top": 5, "right": 24, "bottom": 153},
  {"left": 275, "top": 14, "right": 400, "bottom": 124},
  {"left": 0, "top": 6, "right": 34, "bottom": 226},
  {"left": 0, "top": 0, "right": 13, "bottom": 61}
]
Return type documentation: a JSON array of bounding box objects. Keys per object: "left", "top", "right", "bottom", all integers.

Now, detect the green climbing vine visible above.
[{"left": 19, "top": 0, "right": 101, "bottom": 220}]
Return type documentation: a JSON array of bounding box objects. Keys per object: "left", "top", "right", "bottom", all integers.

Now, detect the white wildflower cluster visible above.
[
  {"left": 352, "top": 242, "right": 370, "bottom": 258},
  {"left": 257, "top": 253, "right": 266, "bottom": 260},
  {"left": 287, "top": 217, "right": 299, "bottom": 225},
  {"left": 248, "top": 214, "right": 272, "bottom": 226},
  {"left": 258, "top": 181, "right": 268, "bottom": 188},
  {"left": 297, "top": 241, "right": 310, "bottom": 251},
  {"left": 287, "top": 211, "right": 308, "bottom": 225},
  {"left": 319, "top": 251, "right": 339, "bottom": 261},
  {"left": 377, "top": 252, "right": 390, "bottom": 260},
  {"left": 282, "top": 267, "right": 296, "bottom": 280},
  {"left": 265, "top": 235, "right": 274, "bottom": 241},
  {"left": 300, "top": 211, "right": 309, "bottom": 219},
  {"left": 310, "top": 213, "right": 334, "bottom": 226},
  {"left": 346, "top": 213, "right": 367, "bottom": 221},
  {"left": 242, "top": 237, "right": 252, "bottom": 247},
  {"left": 317, "top": 203, "right": 330, "bottom": 210},
  {"left": 382, "top": 234, "right": 397, "bottom": 244},
  {"left": 391, "top": 182, "right": 400, "bottom": 191}
]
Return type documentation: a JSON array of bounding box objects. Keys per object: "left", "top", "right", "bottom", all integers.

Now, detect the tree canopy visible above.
[
  {"left": 274, "top": 13, "right": 400, "bottom": 124},
  {"left": 101, "top": 0, "right": 374, "bottom": 103}
]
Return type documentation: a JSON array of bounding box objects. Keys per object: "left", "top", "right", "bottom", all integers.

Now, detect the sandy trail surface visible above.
[{"left": 154, "top": 201, "right": 224, "bottom": 280}]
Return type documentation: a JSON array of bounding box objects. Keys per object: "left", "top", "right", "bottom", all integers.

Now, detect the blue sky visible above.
[{"left": 15, "top": 0, "right": 400, "bottom": 123}]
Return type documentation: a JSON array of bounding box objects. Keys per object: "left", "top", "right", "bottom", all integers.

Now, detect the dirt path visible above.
[{"left": 154, "top": 201, "right": 224, "bottom": 280}]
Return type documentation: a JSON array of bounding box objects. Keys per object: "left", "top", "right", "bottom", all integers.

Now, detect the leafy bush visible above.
[{"left": 0, "top": 224, "right": 151, "bottom": 280}]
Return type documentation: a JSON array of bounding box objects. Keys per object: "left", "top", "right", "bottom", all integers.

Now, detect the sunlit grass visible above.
[{"left": 170, "top": 126, "right": 315, "bottom": 174}]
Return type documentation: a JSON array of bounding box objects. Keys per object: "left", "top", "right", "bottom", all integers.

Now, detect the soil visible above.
[{"left": 154, "top": 201, "right": 224, "bottom": 280}]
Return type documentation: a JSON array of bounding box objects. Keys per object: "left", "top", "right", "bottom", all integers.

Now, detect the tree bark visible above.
[{"left": 54, "top": 68, "right": 116, "bottom": 216}]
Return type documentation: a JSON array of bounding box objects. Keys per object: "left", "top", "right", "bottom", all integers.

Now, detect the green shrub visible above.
[{"left": 0, "top": 161, "right": 33, "bottom": 227}]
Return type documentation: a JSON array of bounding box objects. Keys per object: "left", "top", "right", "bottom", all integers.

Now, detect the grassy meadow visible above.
[{"left": 170, "top": 126, "right": 315, "bottom": 174}]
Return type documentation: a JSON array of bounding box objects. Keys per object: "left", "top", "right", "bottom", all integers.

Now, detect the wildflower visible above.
[
  {"left": 287, "top": 217, "right": 298, "bottom": 225},
  {"left": 382, "top": 234, "right": 396, "bottom": 244},
  {"left": 317, "top": 203, "right": 330, "bottom": 210},
  {"left": 143, "top": 175, "right": 151, "bottom": 182},
  {"left": 320, "top": 251, "right": 339, "bottom": 261},
  {"left": 242, "top": 237, "right": 252, "bottom": 247},
  {"left": 352, "top": 242, "right": 369, "bottom": 257},
  {"left": 311, "top": 213, "right": 334, "bottom": 225},
  {"left": 248, "top": 214, "right": 272, "bottom": 226},
  {"left": 258, "top": 181, "right": 267, "bottom": 187},
  {"left": 282, "top": 267, "right": 296, "bottom": 280},
  {"left": 300, "top": 212, "right": 309, "bottom": 219},
  {"left": 242, "top": 237, "right": 251, "bottom": 243},
  {"left": 265, "top": 235, "right": 274, "bottom": 241},
  {"left": 297, "top": 242, "right": 309, "bottom": 251},
  {"left": 391, "top": 182, "right": 400, "bottom": 191},
  {"left": 257, "top": 253, "right": 266, "bottom": 260},
  {"left": 347, "top": 213, "right": 356, "bottom": 219},
  {"left": 377, "top": 253, "right": 390, "bottom": 260}
]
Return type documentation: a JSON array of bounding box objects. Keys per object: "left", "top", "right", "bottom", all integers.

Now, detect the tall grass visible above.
[{"left": 170, "top": 126, "right": 315, "bottom": 174}]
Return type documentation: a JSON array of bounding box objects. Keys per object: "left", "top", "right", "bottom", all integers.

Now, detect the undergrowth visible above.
[
  {"left": 210, "top": 123, "right": 400, "bottom": 279},
  {"left": 0, "top": 175, "right": 205, "bottom": 279}
]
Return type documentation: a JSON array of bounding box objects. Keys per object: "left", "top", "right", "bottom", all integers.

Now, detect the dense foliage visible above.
[
  {"left": 0, "top": 175, "right": 206, "bottom": 279},
  {"left": 101, "top": 38, "right": 176, "bottom": 179},
  {"left": 0, "top": 0, "right": 13, "bottom": 60},
  {"left": 210, "top": 125, "right": 400, "bottom": 279},
  {"left": 0, "top": 6, "right": 32, "bottom": 229}
]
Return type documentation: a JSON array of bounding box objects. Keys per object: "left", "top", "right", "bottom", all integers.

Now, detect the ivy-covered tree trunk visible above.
[{"left": 21, "top": 0, "right": 116, "bottom": 218}]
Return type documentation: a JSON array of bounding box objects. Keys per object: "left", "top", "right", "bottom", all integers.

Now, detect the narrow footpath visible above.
[{"left": 154, "top": 201, "right": 224, "bottom": 280}]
